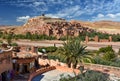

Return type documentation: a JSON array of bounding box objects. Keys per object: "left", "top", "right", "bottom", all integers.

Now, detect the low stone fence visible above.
[
  {"left": 28, "top": 59, "right": 120, "bottom": 81},
  {"left": 28, "top": 66, "right": 56, "bottom": 81},
  {"left": 85, "top": 36, "right": 112, "bottom": 43},
  {"left": 38, "top": 58, "right": 120, "bottom": 77},
  {"left": 99, "top": 39, "right": 109, "bottom": 42},
  {"left": 84, "top": 63, "right": 120, "bottom": 77}
]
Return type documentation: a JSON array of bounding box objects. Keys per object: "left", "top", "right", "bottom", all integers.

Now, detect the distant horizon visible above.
[{"left": 0, "top": 0, "right": 120, "bottom": 25}]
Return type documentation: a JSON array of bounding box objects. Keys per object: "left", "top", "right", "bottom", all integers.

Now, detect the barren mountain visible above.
[
  {"left": 11, "top": 16, "right": 94, "bottom": 39},
  {"left": 76, "top": 20, "right": 120, "bottom": 34},
  {"left": 0, "top": 16, "right": 120, "bottom": 35}
]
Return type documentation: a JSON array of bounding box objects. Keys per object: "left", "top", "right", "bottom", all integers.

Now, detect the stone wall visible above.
[
  {"left": 28, "top": 58, "right": 120, "bottom": 81},
  {"left": 84, "top": 63, "right": 120, "bottom": 77},
  {"left": 28, "top": 66, "right": 56, "bottom": 81},
  {"left": 20, "top": 46, "right": 38, "bottom": 53},
  {"left": 28, "top": 59, "right": 80, "bottom": 81},
  {"left": 38, "top": 58, "right": 120, "bottom": 77},
  {"left": 0, "top": 51, "right": 13, "bottom": 74},
  {"left": 38, "top": 58, "right": 79, "bottom": 73},
  {"left": 85, "top": 36, "right": 113, "bottom": 43}
]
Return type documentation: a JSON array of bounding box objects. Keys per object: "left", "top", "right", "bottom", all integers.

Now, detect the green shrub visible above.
[
  {"left": 112, "top": 34, "right": 120, "bottom": 41},
  {"left": 48, "top": 55, "right": 59, "bottom": 60},
  {"left": 38, "top": 46, "right": 57, "bottom": 53},
  {"left": 102, "top": 51, "right": 116, "bottom": 61},
  {"left": 78, "top": 70, "right": 109, "bottom": 81},
  {"left": 11, "top": 43, "right": 18, "bottom": 46},
  {"left": 59, "top": 36, "right": 67, "bottom": 41},
  {"left": 59, "top": 74, "right": 77, "bottom": 81},
  {"left": 59, "top": 70, "right": 109, "bottom": 81},
  {"left": 0, "top": 40, "right": 3, "bottom": 43},
  {"left": 93, "top": 56, "right": 120, "bottom": 67},
  {"left": 110, "top": 59, "right": 120, "bottom": 67},
  {"left": 98, "top": 46, "right": 114, "bottom": 53},
  {"left": 93, "top": 57, "right": 111, "bottom": 65},
  {"left": 118, "top": 48, "right": 120, "bottom": 55}
]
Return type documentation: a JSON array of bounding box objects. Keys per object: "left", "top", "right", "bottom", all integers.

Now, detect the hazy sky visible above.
[{"left": 0, "top": 0, "right": 120, "bottom": 25}]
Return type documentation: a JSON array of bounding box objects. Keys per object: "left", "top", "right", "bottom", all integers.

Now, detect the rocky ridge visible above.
[
  {"left": 76, "top": 20, "right": 120, "bottom": 34},
  {"left": 1, "top": 15, "right": 120, "bottom": 37},
  {"left": 13, "top": 16, "right": 94, "bottom": 38}
]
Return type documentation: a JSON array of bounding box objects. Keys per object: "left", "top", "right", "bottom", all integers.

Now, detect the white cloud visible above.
[
  {"left": 92, "top": 13, "right": 120, "bottom": 21},
  {"left": 3, "top": 0, "right": 120, "bottom": 21},
  {"left": 97, "top": 14, "right": 104, "bottom": 18},
  {"left": 46, "top": 5, "right": 81, "bottom": 19},
  {"left": 33, "top": 2, "right": 42, "bottom": 7},
  {"left": 16, "top": 16, "right": 30, "bottom": 22},
  {"left": 46, "top": 14, "right": 59, "bottom": 18},
  {"left": 33, "top": 1, "right": 46, "bottom": 7},
  {"left": 49, "top": 0, "right": 66, "bottom": 4},
  {"left": 104, "top": 0, "right": 120, "bottom": 13},
  {"left": 107, "top": 14, "right": 116, "bottom": 18}
]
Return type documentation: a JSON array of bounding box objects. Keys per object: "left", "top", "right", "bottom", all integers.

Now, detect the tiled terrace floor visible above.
[{"left": 32, "top": 69, "right": 75, "bottom": 81}]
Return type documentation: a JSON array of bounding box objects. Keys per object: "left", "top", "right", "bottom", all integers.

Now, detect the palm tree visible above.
[{"left": 57, "top": 39, "right": 92, "bottom": 68}]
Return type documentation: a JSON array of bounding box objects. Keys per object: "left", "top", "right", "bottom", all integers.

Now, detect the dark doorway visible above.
[
  {"left": 1, "top": 71, "right": 7, "bottom": 81},
  {"left": 23, "top": 64, "right": 29, "bottom": 73}
]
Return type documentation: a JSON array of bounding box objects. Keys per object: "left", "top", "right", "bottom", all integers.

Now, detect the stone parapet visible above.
[
  {"left": 84, "top": 63, "right": 120, "bottom": 77},
  {"left": 28, "top": 66, "right": 56, "bottom": 81}
]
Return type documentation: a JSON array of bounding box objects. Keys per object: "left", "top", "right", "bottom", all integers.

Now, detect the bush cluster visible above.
[
  {"left": 92, "top": 46, "right": 120, "bottom": 67},
  {"left": 38, "top": 46, "right": 57, "bottom": 53},
  {"left": 0, "top": 31, "right": 120, "bottom": 41},
  {"left": 93, "top": 56, "right": 120, "bottom": 67},
  {"left": 59, "top": 70, "right": 109, "bottom": 81},
  {"left": 98, "top": 46, "right": 114, "bottom": 53}
]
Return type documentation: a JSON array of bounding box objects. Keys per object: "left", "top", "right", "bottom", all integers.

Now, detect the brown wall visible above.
[
  {"left": 85, "top": 36, "right": 112, "bottom": 42},
  {"left": 28, "top": 66, "right": 56, "bottom": 81},
  {"left": 84, "top": 63, "right": 120, "bottom": 77},
  {"left": 38, "top": 59, "right": 120, "bottom": 77},
  {"left": 99, "top": 39, "right": 109, "bottom": 42},
  {"left": 0, "top": 51, "right": 13, "bottom": 74}
]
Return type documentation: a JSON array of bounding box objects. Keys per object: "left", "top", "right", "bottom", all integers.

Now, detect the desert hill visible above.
[
  {"left": 11, "top": 16, "right": 94, "bottom": 38},
  {"left": 0, "top": 15, "right": 120, "bottom": 36},
  {"left": 75, "top": 20, "right": 120, "bottom": 34}
]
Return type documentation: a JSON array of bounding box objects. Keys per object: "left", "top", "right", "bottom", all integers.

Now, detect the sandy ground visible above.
[
  {"left": 97, "top": 28, "right": 120, "bottom": 34},
  {"left": 14, "top": 40, "right": 120, "bottom": 52}
]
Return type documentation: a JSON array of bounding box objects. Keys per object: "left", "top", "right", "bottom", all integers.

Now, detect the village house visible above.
[{"left": 0, "top": 50, "right": 13, "bottom": 81}]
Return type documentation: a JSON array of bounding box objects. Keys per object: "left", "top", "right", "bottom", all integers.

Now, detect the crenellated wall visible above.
[{"left": 85, "top": 35, "right": 112, "bottom": 43}]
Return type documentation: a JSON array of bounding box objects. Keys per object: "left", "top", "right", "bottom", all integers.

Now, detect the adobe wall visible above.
[
  {"left": 38, "top": 58, "right": 80, "bottom": 73},
  {"left": 38, "top": 58, "right": 120, "bottom": 77},
  {"left": 0, "top": 51, "right": 13, "bottom": 74},
  {"left": 84, "top": 63, "right": 120, "bottom": 77},
  {"left": 28, "top": 58, "right": 120, "bottom": 81},
  {"left": 28, "top": 66, "right": 56, "bottom": 81},
  {"left": 85, "top": 36, "right": 113, "bottom": 43},
  {"left": 28, "top": 59, "right": 80, "bottom": 81},
  {"left": 20, "top": 45, "right": 38, "bottom": 53}
]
